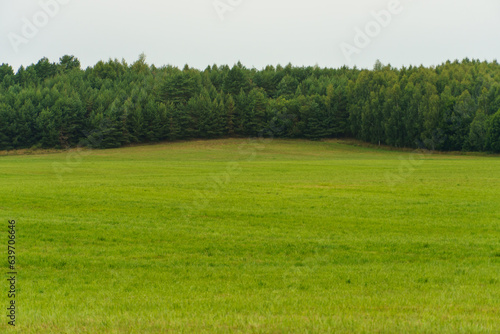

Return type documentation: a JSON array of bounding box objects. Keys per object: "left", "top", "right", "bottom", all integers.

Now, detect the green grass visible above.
[{"left": 1, "top": 138, "right": 499, "bottom": 333}]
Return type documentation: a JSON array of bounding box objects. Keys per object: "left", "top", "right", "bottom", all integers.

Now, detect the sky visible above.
[{"left": 1, "top": 0, "right": 499, "bottom": 71}]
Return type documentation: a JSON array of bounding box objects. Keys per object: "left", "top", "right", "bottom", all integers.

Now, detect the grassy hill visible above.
[{"left": 1, "top": 139, "right": 499, "bottom": 333}]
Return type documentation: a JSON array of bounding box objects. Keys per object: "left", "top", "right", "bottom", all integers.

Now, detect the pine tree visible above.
[
  {"left": 486, "top": 109, "right": 500, "bottom": 152},
  {"left": 159, "top": 71, "right": 199, "bottom": 105},
  {"left": 451, "top": 90, "right": 475, "bottom": 150},
  {"left": 36, "top": 107, "right": 59, "bottom": 148},
  {"left": 226, "top": 95, "right": 236, "bottom": 136},
  {"left": 164, "top": 102, "right": 181, "bottom": 141},
  {"left": 223, "top": 64, "right": 250, "bottom": 96},
  {"left": 59, "top": 55, "right": 81, "bottom": 73},
  {"left": 467, "top": 110, "right": 488, "bottom": 151},
  {"left": 0, "top": 103, "right": 14, "bottom": 150},
  {"left": 276, "top": 75, "right": 299, "bottom": 99},
  {"left": 0, "top": 64, "right": 14, "bottom": 83}
]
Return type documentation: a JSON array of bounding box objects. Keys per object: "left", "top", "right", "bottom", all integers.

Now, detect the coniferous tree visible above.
[
  {"left": 59, "top": 55, "right": 81, "bottom": 73},
  {"left": 225, "top": 95, "right": 236, "bottom": 136},
  {"left": 276, "top": 75, "right": 299, "bottom": 99},
  {"left": 451, "top": 90, "right": 476, "bottom": 150},
  {"left": 223, "top": 64, "right": 250, "bottom": 96},
  {"left": 467, "top": 110, "right": 488, "bottom": 151},
  {"left": 0, "top": 56, "right": 498, "bottom": 152},
  {"left": 0, "top": 64, "right": 14, "bottom": 83},
  {"left": 486, "top": 109, "right": 500, "bottom": 152},
  {"left": 159, "top": 71, "right": 199, "bottom": 105},
  {"left": 163, "top": 102, "right": 181, "bottom": 141}
]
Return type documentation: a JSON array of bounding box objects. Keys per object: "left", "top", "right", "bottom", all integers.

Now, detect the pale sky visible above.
[{"left": 1, "top": 0, "right": 499, "bottom": 71}]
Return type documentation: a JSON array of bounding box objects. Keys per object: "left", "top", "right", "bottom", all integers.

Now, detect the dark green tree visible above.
[{"left": 486, "top": 109, "right": 500, "bottom": 152}]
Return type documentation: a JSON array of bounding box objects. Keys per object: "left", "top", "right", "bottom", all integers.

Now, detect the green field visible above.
[{"left": 1, "top": 139, "right": 499, "bottom": 333}]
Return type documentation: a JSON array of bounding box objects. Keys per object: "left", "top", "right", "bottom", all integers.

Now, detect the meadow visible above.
[{"left": 0, "top": 139, "right": 499, "bottom": 333}]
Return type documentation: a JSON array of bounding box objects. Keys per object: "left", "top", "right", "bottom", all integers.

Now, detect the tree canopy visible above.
[{"left": 1, "top": 56, "right": 499, "bottom": 152}]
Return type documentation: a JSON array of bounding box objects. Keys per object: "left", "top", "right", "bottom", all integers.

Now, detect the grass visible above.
[{"left": 1, "top": 138, "right": 499, "bottom": 333}]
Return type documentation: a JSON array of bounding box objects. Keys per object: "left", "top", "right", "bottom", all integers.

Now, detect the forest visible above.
[{"left": 0, "top": 55, "right": 499, "bottom": 152}]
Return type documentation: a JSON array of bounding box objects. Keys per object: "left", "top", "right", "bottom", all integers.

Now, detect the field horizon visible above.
[
  {"left": 1, "top": 138, "right": 499, "bottom": 333},
  {"left": 2, "top": 137, "right": 500, "bottom": 158}
]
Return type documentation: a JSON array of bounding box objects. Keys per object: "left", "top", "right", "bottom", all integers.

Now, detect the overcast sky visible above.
[{"left": 1, "top": 0, "right": 499, "bottom": 71}]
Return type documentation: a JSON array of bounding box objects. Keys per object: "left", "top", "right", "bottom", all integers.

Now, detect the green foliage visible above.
[
  {"left": 33, "top": 57, "right": 57, "bottom": 81},
  {"left": 158, "top": 70, "right": 200, "bottom": 105},
  {"left": 276, "top": 75, "right": 298, "bottom": 99},
  {"left": 223, "top": 63, "right": 250, "bottom": 95},
  {"left": 486, "top": 109, "right": 500, "bottom": 152},
  {"left": 467, "top": 110, "right": 488, "bottom": 151},
  {"left": 0, "top": 63, "right": 14, "bottom": 82},
  {"left": 0, "top": 56, "right": 499, "bottom": 152},
  {"left": 59, "top": 55, "right": 81, "bottom": 73}
]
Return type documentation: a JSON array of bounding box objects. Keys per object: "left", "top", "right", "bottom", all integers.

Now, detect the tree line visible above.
[{"left": 0, "top": 55, "right": 499, "bottom": 152}]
